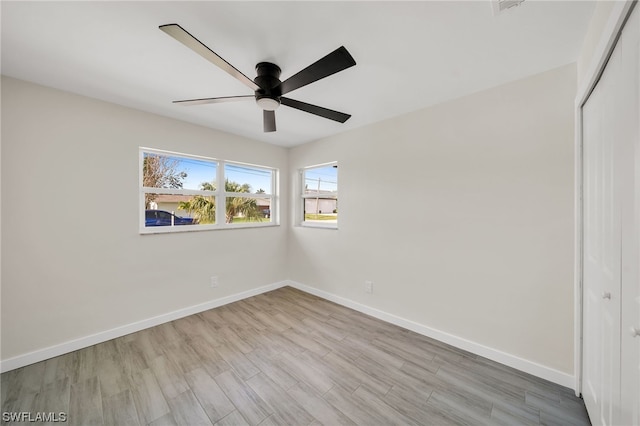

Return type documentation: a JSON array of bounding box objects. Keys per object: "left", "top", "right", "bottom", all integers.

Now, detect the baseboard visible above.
[
  {"left": 0, "top": 281, "right": 288, "bottom": 373},
  {"left": 286, "top": 280, "right": 575, "bottom": 389}
]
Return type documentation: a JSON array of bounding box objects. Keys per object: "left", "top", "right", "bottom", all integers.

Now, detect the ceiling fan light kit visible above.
[
  {"left": 159, "top": 23, "right": 356, "bottom": 133},
  {"left": 256, "top": 97, "right": 280, "bottom": 111}
]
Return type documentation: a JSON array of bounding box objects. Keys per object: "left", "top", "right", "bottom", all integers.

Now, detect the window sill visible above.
[
  {"left": 140, "top": 222, "right": 279, "bottom": 234},
  {"left": 299, "top": 222, "right": 338, "bottom": 230}
]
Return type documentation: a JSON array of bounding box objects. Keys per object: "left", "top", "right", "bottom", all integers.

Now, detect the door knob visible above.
[
  {"left": 631, "top": 327, "right": 640, "bottom": 338},
  {"left": 602, "top": 292, "right": 611, "bottom": 300}
]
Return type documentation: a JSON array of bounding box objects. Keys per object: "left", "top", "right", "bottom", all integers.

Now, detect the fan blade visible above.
[
  {"left": 281, "top": 97, "right": 351, "bottom": 123},
  {"left": 264, "top": 110, "right": 276, "bottom": 132},
  {"left": 173, "top": 95, "right": 254, "bottom": 106},
  {"left": 279, "top": 46, "right": 356, "bottom": 95},
  {"left": 159, "top": 24, "right": 259, "bottom": 91}
]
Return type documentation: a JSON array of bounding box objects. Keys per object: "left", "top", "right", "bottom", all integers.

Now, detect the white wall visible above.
[
  {"left": 0, "top": 76, "right": 289, "bottom": 361},
  {"left": 288, "top": 64, "right": 576, "bottom": 376},
  {"left": 577, "top": 0, "right": 615, "bottom": 85}
]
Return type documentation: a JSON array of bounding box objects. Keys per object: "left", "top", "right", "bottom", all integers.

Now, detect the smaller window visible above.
[{"left": 301, "top": 162, "right": 338, "bottom": 228}]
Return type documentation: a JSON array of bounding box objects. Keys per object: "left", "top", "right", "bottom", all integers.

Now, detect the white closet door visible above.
[
  {"left": 583, "top": 4, "right": 640, "bottom": 425},
  {"left": 620, "top": 5, "right": 640, "bottom": 426},
  {"left": 582, "top": 23, "right": 623, "bottom": 426}
]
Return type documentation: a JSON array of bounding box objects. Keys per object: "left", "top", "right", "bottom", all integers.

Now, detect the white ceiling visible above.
[{"left": 1, "top": 1, "right": 595, "bottom": 147}]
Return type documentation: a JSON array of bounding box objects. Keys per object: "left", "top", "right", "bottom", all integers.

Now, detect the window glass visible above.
[
  {"left": 143, "top": 194, "right": 214, "bottom": 227},
  {"left": 140, "top": 149, "right": 277, "bottom": 233},
  {"left": 302, "top": 163, "right": 338, "bottom": 227},
  {"left": 224, "top": 163, "right": 272, "bottom": 194},
  {"left": 226, "top": 197, "right": 271, "bottom": 224},
  {"left": 143, "top": 152, "right": 216, "bottom": 191}
]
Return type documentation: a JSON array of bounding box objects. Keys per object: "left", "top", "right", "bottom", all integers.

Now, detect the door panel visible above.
[
  {"left": 620, "top": 5, "right": 640, "bottom": 426},
  {"left": 582, "top": 4, "right": 640, "bottom": 425},
  {"left": 582, "top": 23, "right": 623, "bottom": 426}
]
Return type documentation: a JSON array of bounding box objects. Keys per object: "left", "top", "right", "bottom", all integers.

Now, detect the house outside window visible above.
[{"left": 301, "top": 162, "right": 338, "bottom": 228}]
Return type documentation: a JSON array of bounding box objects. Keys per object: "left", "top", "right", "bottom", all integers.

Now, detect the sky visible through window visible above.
[
  {"left": 305, "top": 165, "right": 337, "bottom": 192},
  {"left": 177, "top": 157, "right": 271, "bottom": 193},
  {"left": 175, "top": 157, "right": 217, "bottom": 191}
]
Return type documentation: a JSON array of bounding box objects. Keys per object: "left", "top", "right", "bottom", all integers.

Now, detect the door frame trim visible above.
[{"left": 574, "top": 0, "right": 637, "bottom": 397}]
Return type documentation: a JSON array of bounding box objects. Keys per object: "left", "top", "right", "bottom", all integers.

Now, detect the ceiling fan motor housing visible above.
[
  {"left": 254, "top": 62, "right": 282, "bottom": 108},
  {"left": 159, "top": 23, "right": 354, "bottom": 131}
]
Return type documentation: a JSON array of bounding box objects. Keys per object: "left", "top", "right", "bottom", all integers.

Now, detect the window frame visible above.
[
  {"left": 139, "top": 147, "right": 278, "bottom": 234},
  {"left": 299, "top": 161, "right": 338, "bottom": 229}
]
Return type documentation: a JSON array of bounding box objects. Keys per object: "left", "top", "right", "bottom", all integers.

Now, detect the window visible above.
[
  {"left": 301, "top": 162, "right": 338, "bottom": 228},
  {"left": 140, "top": 148, "right": 277, "bottom": 233}
]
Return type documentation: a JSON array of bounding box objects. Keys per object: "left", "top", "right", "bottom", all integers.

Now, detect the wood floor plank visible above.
[
  {"left": 72, "top": 346, "right": 100, "bottom": 385},
  {"left": 217, "top": 305, "right": 253, "bottom": 330},
  {"left": 426, "top": 389, "right": 494, "bottom": 426},
  {"left": 214, "top": 410, "right": 250, "bottom": 426},
  {"left": 0, "top": 370, "right": 9, "bottom": 408},
  {"left": 287, "top": 381, "right": 356, "bottom": 426},
  {"left": 301, "top": 316, "right": 347, "bottom": 341},
  {"left": 149, "top": 321, "right": 183, "bottom": 346},
  {"left": 371, "top": 336, "right": 439, "bottom": 371},
  {"left": 102, "top": 389, "right": 140, "bottom": 426},
  {"left": 273, "top": 311, "right": 312, "bottom": 334},
  {"left": 249, "top": 310, "right": 289, "bottom": 333},
  {"left": 295, "top": 350, "right": 361, "bottom": 394},
  {"left": 275, "top": 351, "right": 335, "bottom": 395},
  {"left": 130, "top": 330, "right": 164, "bottom": 365},
  {"left": 434, "top": 363, "right": 531, "bottom": 412},
  {"left": 187, "top": 337, "right": 232, "bottom": 378},
  {"left": 343, "top": 335, "right": 405, "bottom": 369},
  {"left": 214, "top": 344, "right": 260, "bottom": 381},
  {"left": 18, "top": 361, "right": 45, "bottom": 394},
  {"left": 324, "top": 384, "right": 395, "bottom": 426},
  {"left": 213, "top": 370, "right": 271, "bottom": 426},
  {"left": 161, "top": 340, "right": 203, "bottom": 376},
  {"left": 41, "top": 352, "right": 75, "bottom": 387},
  {"left": 167, "top": 389, "right": 213, "bottom": 426},
  {"left": 129, "top": 368, "right": 170, "bottom": 424},
  {"left": 310, "top": 331, "right": 363, "bottom": 361},
  {"left": 281, "top": 329, "right": 331, "bottom": 357},
  {"left": 244, "top": 349, "right": 299, "bottom": 391},
  {"left": 322, "top": 350, "right": 392, "bottom": 396},
  {"left": 3, "top": 390, "right": 38, "bottom": 426},
  {"left": 525, "top": 390, "right": 591, "bottom": 426},
  {"left": 2, "top": 368, "right": 26, "bottom": 412},
  {"left": 173, "top": 314, "right": 213, "bottom": 341},
  {"left": 148, "top": 412, "right": 178, "bottom": 426},
  {"left": 382, "top": 385, "right": 455, "bottom": 425},
  {"left": 491, "top": 403, "right": 541, "bottom": 426},
  {"left": 149, "top": 355, "right": 190, "bottom": 400},
  {"left": 185, "top": 367, "right": 236, "bottom": 424},
  {"left": 33, "top": 377, "right": 70, "bottom": 422},
  {"left": 217, "top": 327, "right": 255, "bottom": 354},
  {"left": 246, "top": 373, "right": 315, "bottom": 425},
  {"left": 354, "top": 353, "right": 434, "bottom": 398},
  {"left": 95, "top": 340, "right": 130, "bottom": 398},
  {"left": 353, "top": 384, "right": 423, "bottom": 426},
  {"left": 68, "top": 377, "right": 103, "bottom": 426},
  {"left": 117, "top": 339, "right": 149, "bottom": 380},
  {"left": 230, "top": 301, "right": 269, "bottom": 332}
]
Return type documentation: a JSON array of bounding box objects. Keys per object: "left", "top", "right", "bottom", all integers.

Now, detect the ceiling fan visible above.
[{"left": 159, "top": 24, "right": 356, "bottom": 133}]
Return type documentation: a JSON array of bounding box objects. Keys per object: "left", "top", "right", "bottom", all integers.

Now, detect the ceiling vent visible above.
[{"left": 492, "top": 0, "right": 525, "bottom": 15}]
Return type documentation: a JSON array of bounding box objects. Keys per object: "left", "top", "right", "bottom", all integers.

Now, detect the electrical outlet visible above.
[
  {"left": 210, "top": 276, "right": 219, "bottom": 288},
  {"left": 364, "top": 280, "right": 373, "bottom": 294}
]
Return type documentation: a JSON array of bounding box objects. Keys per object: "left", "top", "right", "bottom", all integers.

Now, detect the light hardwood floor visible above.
[{"left": 1, "top": 286, "right": 590, "bottom": 425}]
